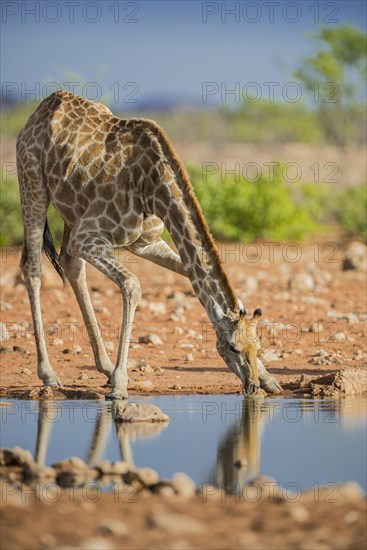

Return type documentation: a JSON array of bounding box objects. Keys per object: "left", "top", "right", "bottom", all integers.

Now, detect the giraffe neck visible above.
[
  {"left": 165, "top": 203, "right": 237, "bottom": 318},
  {"left": 149, "top": 126, "right": 238, "bottom": 321}
]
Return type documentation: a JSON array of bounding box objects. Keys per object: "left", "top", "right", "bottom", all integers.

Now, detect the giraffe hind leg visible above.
[
  {"left": 19, "top": 184, "right": 61, "bottom": 387},
  {"left": 59, "top": 226, "right": 115, "bottom": 380}
]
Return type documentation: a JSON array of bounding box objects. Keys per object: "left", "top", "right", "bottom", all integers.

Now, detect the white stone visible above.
[{"left": 262, "top": 350, "right": 280, "bottom": 362}]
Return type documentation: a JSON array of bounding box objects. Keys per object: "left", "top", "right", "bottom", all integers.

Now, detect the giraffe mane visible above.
[{"left": 143, "top": 119, "right": 238, "bottom": 312}]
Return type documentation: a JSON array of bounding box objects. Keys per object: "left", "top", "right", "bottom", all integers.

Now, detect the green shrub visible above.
[
  {"left": 334, "top": 186, "right": 367, "bottom": 242},
  {"left": 188, "top": 165, "right": 324, "bottom": 241},
  {"left": 0, "top": 176, "right": 64, "bottom": 246}
]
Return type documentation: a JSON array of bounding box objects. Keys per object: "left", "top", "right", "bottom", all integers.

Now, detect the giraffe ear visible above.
[
  {"left": 253, "top": 308, "right": 262, "bottom": 322},
  {"left": 209, "top": 296, "right": 225, "bottom": 323}
]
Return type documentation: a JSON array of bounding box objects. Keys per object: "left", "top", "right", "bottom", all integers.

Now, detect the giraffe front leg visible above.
[
  {"left": 71, "top": 232, "right": 141, "bottom": 399},
  {"left": 107, "top": 275, "right": 141, "bottom": 399},
  {"left": 128, "top": 239, "right": 186, "bottom": 276}
]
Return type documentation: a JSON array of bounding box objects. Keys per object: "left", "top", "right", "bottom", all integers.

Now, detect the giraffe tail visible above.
[{"left": 43, "top": 220, "right": 66, "bottom": 284}]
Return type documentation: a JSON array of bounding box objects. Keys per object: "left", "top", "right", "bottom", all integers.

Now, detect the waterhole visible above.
[{"left": 1, "top": 396, "right": 366, "bottom": 493}]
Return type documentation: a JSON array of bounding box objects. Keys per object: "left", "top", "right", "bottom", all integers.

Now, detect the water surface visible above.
[{"left": 1, "top": 396, "right": 366, "bottom": 493}]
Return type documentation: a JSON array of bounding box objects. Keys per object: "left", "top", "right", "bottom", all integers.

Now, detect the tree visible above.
[{"left": 294, "top": 26, "right": 367, "bottom": 147}]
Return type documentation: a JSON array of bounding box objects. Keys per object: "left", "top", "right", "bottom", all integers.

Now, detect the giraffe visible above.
[{"left": 16, "top": 91, "right": 282, "bottom": 399}]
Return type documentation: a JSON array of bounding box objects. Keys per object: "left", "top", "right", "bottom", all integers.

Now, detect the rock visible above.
[
  {"left": 50, "top": 338, "right": 63, "bottom": 346},
  {"left": 0, "top": 322, "right": 9, "bottom": 342},
  {"left": 26, "top": 464, "right": 56, "bottom": 482},
  {"left": 0, "top": 301, "right": 12, "bottom": 311},
  {"left": 187, "top": 329, "right": 201, "bottom": 340},
  {"left": 168, "top": 291, "right": 186, "bottom": 302},
  {"left": 345, "top": 313, "right": 359, "bottom": 324},
  {"left": 309, "top": 323, "right": 324, "bottom": 333},
  {"left": 288, "top": 273, "right": 314, "bottom": 292},
  {"left": 78, "top": 373, "right": 89, "bottom": 380},
  {"left": 0, "top": 447, "right": 35, "bottom": 467},
  {"left": 20, "top": 367, "right": 32, "bottom": 375},
  {"left": 148, "top": 512, "right": 207, "bottom": 534},
  {"left": 137, "top": 467, "right": 160, "bottom": 486},
  {"left": 52, "top": 457, "right": 89, "bottom": 472},
  {"left": 343, "top": 511, "right": 359, "bottom": 524},
  {"left": 139, "top": 365, "right": 153, "bottom": 373},
  {"left": 311, "top": 269, "right": 333, "bottom": 285},
  {"left": 342, "top": 241, "right": 367, "bottom": 271},
  {"left": 98, "top": 519, "right": 129, "bottom": 536},
  {"left": 114, "top": 402, "right": 169, "bottom": 423},
  {"left": 262, "top": 350, "right": 280, "bottom": 362},
  {"left": 334, "top": 481, "right": 365, "bottom": 502},
  {"left": 310, "top": 368, "right": 367, "bottom": 397},
  {"left": 171, "top": 472, "right": 196, "bottom": 498},
  {"left": 73, "top": 345, "right": 82, "bottom": 353},
  {"left": 289, "top": 505, "right": 310, "bottom": 523},
  {"left": 157, "top": 485, "right": 176, "bottom": 497},
  {"left": 185, "top": 353, "right": 194, "bottom": 362},
  {"left": 178, "top": 343, "right": 195, "bottom": 350},
  {"left": 149, "top": 302, "right": 167, "bottom": 315},
  {"left": 94, "top": 460, "right": 112, "bottom": 475},
  {"left": 126, "top": 467, "right": 159, "bottom": 487},
  {"left": 29, "top": 386, "right": 55, "bottom": 400},
  {"left": 138, "top": 334, "right": 163, "bottom": 346},
  {"left": 128, "top": 359, "right": 144, "bottom": 370},
  {"left": 330, "top": 332, "right": 346, "bottom": 341},
  {"left": 315, "top": 349, "right": 330, "bottom": 357}
]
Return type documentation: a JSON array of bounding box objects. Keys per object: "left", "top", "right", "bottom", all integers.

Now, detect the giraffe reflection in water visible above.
[
  {"left": 34, "top": 401, "right": 168, "bottom": 469},
  {"left": 31, "top": 398, "right": 363, "bottom": 492},
  {"left": 213, "top": 400, "right": 266, "bottom": 493},
  {"left": 33, "top": 399, "right": 267, "bottom": 490}
]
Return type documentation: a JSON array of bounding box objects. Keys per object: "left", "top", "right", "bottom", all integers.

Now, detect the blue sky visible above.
[{"left": 1, "top": 1, "right": 366, "bottom": 108}]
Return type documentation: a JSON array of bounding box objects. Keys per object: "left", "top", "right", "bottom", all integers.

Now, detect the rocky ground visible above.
[
  {"left": 0, "top": 239, "right": 366, "bottom": 398},
  {"left": 0, "top": 239, "right": 366, "bottom": 549},
  {"left": 1, "top": 447, "right": 366, "bottom": 550},
  {"left": 1, "top": 478, "right": 366, "bottom": 550}
]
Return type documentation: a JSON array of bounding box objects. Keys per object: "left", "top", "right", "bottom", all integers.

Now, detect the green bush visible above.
[
  {"left": 334, "top": 186, "right": 367, "bottom": 242},
  {"left": 0, "top": 102, "right": 40, "bottom": 137},
  {"left": 1, "top": 171, "right": 365, "bottom": 248},
  {"left": 0, "top": 176, "right": 64, "bottom": 246},
  {"left": 188, "top": 165, "right": 325, "bottom": 241}
]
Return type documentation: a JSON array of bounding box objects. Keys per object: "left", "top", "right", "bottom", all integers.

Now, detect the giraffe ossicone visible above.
[{"left": 16, "top": 91, "right": 282, "bottom": 398}]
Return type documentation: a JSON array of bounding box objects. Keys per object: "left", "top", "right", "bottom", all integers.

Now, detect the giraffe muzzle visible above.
[{"left": 244, "top": 381, "right": 261, "bottom": 397}]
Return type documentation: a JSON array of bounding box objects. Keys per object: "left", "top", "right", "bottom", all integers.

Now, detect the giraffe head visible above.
[{"left": 210, "top": 298, "right": 262, "bottom": 396}]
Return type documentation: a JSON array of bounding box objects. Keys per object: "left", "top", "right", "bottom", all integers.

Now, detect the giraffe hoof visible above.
[
  {"left": 105, "top": 390, "right": 128, "bottom": 400},
  {"left": 43, "top": 376, "right": 61, "bottom": 388}
]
